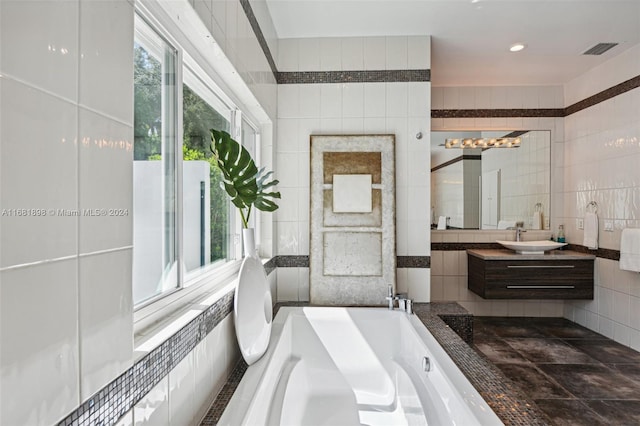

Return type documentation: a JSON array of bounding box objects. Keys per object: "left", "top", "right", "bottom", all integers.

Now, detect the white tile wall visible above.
[
  {"left": 1, "top": 0, "right": 274, "bottom": 424},
  {"left": 562, "top": 43, "right": 640, "bottom": 349},
  {"left": 78, "top": 107, "right": 133, "bottom": 254},
  {"left": 0, "top": 259, "right": 80, "bottom": 426},
  {"left": 79, "top": 250, "right": 133, "bottom": 400},
  {"left": 168, "top": 352, "right": 195, "bottom": 426},
  {"left": 78, "top": 0, "right": 134, "bottom": 124},
  {"left": 134, "top": 376, "right": 170, "bottom": 426},
  {"left": 0, "top": 0, "right": 79, "bottom": 101},
  {"left": 0, "top": 1, "right": 136, "bottom": 423},
  {"left": 0, "top": 78, "right": 78, "bottom": 268},
  {"left": 275, "top": 36, "right": 431, "bottom": 301}
]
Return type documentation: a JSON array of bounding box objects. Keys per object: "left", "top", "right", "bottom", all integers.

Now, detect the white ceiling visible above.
[{"left": 265, "top": 0, "right": 640, "bottom": 86}]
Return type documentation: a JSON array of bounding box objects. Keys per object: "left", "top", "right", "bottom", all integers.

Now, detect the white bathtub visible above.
[{"left": 218, "top": 307, "right": 503, "bottom": 426}]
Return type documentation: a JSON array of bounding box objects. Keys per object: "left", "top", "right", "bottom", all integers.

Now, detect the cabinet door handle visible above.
[
  {"left": 506, "top": 285, "right": 575, "bottom": 289},
  {"left": 506, "top": 265, "right": 575, "bottom": 269}
]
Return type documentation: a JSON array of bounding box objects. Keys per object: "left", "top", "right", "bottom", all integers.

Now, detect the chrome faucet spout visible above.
[
  {"left": 385, "top": 285, "right": 394, "bottom": 310},
  {"left": 516, "top": 227, "right": 527, "bottom": 242}
]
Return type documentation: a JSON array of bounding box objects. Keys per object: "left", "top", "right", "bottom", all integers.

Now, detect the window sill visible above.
[
  {"left": 133, "top": 260, "right": 240, "bottom": 359},
  {"left": 132, "top": 257, "right": 272, "bottom": 362}
]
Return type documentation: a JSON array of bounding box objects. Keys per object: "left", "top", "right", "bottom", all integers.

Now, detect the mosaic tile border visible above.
[
  {"left": 277, "top": 69, "right": 431, "bottom": 84},
  {"left": 203, "top": 302, "right": 550, "bottom": 425},
  {"left": 263, "top": 256, "right": 277, "bottom": 275},
  {"left": 432, "top": 242, "right": 621, "bottom": 261},
  {"left": 275, "top": 255, "right": 309, "bottom": 267},
  {"left": 57, "top": 291, "right": 236, "bottom": 426},
  {"left": 432, "top": 108, "right": 564, "bottom": 118},
  {"left": 275, "top": 255, "right": 431, "bottom": 268},
  {"left": 396, "top": 255, "right": 431, "bottom": 268}
]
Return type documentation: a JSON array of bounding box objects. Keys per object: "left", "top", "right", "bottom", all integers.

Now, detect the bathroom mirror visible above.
[{"left": 431, "top": 130, "right": 551, "bottom": 230}]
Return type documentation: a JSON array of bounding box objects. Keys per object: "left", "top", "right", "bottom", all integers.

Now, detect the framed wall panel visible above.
[{"left": 310, "top": 135, "right": 396, "bottom": 305}]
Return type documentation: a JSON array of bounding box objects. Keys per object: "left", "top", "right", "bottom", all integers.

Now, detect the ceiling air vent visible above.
[{"left": 583, "top": 43, "right": 618, "bottom": 55}]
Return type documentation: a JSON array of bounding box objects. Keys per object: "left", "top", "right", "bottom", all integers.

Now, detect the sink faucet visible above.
[{"left": 516, "top": 227, "right": 526, "bottom": 242}]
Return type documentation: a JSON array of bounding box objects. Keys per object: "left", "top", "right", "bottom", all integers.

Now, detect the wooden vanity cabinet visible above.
[{"left": 467, "top": 250, "right": 594, "bottom": 299}]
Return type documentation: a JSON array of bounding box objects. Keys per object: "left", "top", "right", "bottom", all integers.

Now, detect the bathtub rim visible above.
[{"left": 217, "top": 306, "right": 503, "bottom": 426}]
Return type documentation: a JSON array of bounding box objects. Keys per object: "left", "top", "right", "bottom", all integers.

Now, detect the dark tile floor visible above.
[{"left": 474, "top": 317, "right": 640, "bottom": 425}]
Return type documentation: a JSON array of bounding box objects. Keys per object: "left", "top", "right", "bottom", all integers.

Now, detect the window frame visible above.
[
  {"left": 132, "top": 7, "right": 262, "bottom": 317},
  {"left": 132, "top": 14, "right": 182, "bottom": 309}
]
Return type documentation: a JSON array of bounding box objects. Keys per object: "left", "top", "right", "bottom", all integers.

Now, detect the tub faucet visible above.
[
  {"left": 386, "top": 285, "right": 395, "bottom": 310},
  {"left": 395, "top": 292, "right": 408, "bottom": 311}
]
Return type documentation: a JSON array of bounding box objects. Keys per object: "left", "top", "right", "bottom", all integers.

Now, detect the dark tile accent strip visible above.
[
  {"left": 431, "top": 154, "right": 481, "bottom": 172},
  {"left": 238, "top": 0, "right": 278, "bottom": 81},
  {"left": 200, "top": 358, "right": 248, "bottom": 426},
  {"left": 432, "top": 242, "right": 621, "bottom": 261},
  {"left": 57, "top": 290, "right": 236, "bottom": 426},
  {"left": 275, "top": 255, "right": 430, "bottom": 268},
  {"left": 397, "top": 255, "right": 431, "bottom": 268},
  {"left": 202, "top": 302, "right": 550, "bottom": 425},
  {"left": 432, "top": 108, "right": 565, "bottom": 118},
  {"left": 276, "top": 255, "right": 309, "bottom": 267},
  {"left": 432, "top": 242, "right": 504, "bottom": 251},
  {"left": 565, "top": 74, "right": 640, "bottom": 116},
  {"left": 277, "top": 69, "right": 430, "bottom": 84},
  {"left": 264, "top": 256, "right": 277, "bottom": 275}
]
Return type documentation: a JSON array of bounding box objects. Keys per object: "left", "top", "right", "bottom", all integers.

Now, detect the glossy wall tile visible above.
[
  {"left": 0, "top": 78, "right": 78, "bottom": 268},
  {"left": 0, "top": 0, "right": 79, "bottom": 101},
  {"left": 79, "top": 249, "right": 133, "bottom": 400},
  {"left": 0, "top": 259, "right": 80, "bottom": 426}
]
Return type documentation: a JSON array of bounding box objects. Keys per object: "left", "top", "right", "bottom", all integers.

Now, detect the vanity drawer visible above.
[{"left": 468, "top": 255, "right": 594, "bottom": 299}]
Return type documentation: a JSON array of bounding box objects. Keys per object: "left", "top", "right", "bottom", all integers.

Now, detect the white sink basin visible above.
[{"left": 496, "top": 240, "right": 567, "bottom": 254}]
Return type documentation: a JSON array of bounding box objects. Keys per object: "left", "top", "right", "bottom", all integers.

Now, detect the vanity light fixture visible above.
[
  {"left": 444, "top": 137, "right": 521, "bottom": 149},
  {"left": 510, "top": 43, "right": 526, "bottom": 52}
]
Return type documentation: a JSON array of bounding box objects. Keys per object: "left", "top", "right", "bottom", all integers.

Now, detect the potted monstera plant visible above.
[{"left": 210, "top": 129, "right": 280, "bottom": 257}]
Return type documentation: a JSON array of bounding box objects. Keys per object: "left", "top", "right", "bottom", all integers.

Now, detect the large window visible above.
[
  {"left": 132, "top": 15, "right": 257, "bottom": 307},
  {"left": 182, "top": 70, "right": 232, "bottom": 278},
  {"left": 132, "top": 16, "right": 179, "bottom": 305}
]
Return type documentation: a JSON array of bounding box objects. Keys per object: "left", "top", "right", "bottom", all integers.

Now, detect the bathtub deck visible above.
[{"left": 200, "top": 302, "right": 552, "bottom": 426}]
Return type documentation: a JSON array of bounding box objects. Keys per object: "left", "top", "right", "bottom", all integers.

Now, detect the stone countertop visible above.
[{"left": 467, "top": 248, "right": 596, "bottom": 260}]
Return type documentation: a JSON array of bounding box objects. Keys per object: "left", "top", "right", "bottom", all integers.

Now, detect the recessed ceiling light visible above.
[{"left": 510, "top": 43, "right": 526, "bottom": 52}]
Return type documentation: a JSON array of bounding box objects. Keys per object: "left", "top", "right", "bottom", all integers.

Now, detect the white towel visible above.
[
  {"left": 620, "top": 228, "right": 640, "bottom": 272},
  {"left": 437, "top": 216, "right": 447, "bottom": 230},
  {"left": 532, "top": 211, "right": 542, "bottom": 230},
  {"left": 583, "top": 212, "right": 598, "bottom": 249}
]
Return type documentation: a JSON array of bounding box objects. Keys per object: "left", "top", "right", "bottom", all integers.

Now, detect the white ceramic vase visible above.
[
  {"left": 235, "top": 227, "right": 272, "bottom": 365},
  {"left": 242, "top": 227, "right": 257, "bottom": 258}
]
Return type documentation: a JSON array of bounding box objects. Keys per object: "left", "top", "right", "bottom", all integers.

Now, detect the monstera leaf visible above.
[{"left": 210, "top": 129, "right": 280, "bottom": 228}]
